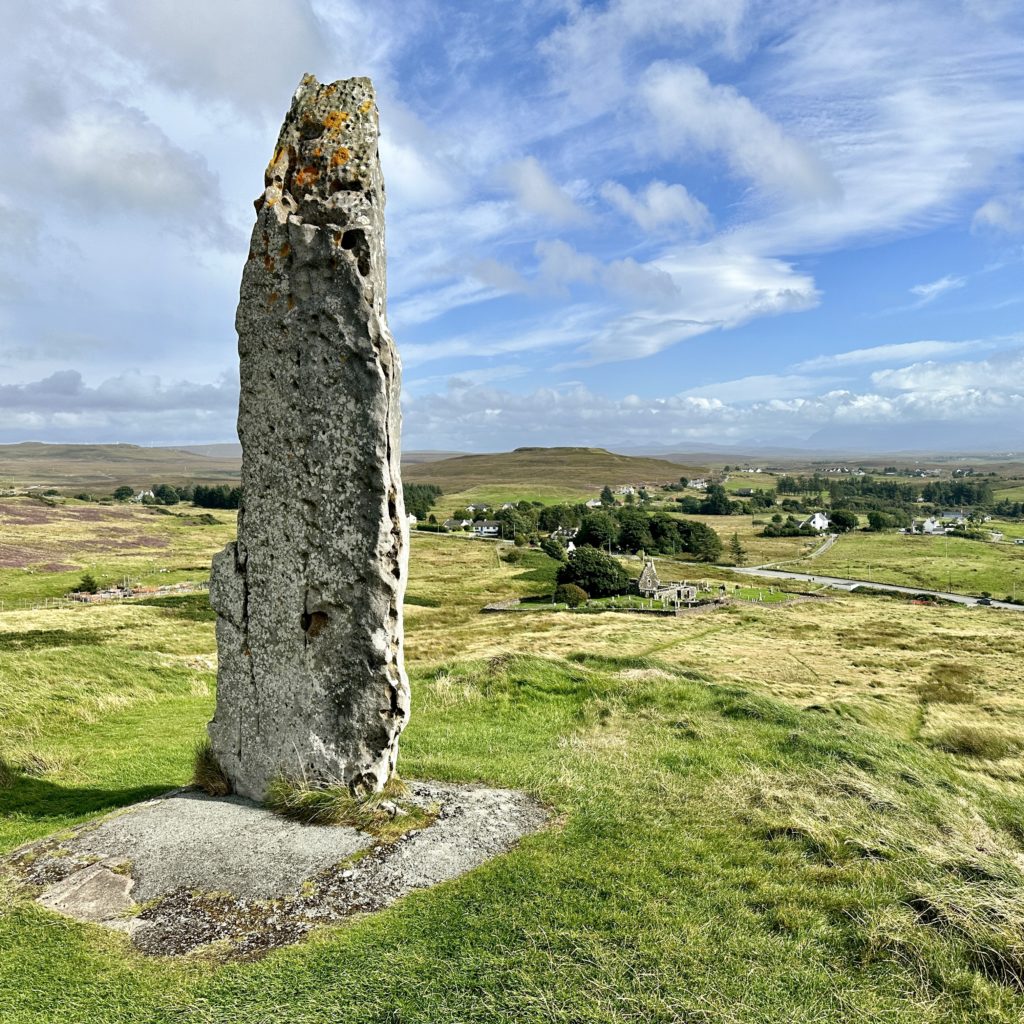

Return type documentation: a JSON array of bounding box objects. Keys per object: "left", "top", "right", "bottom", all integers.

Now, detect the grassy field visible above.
[
  {"left": 4, "top": 519, "right": 1024, "bottom": 1021},
  {"left": 810, "top": 530, "right": 1024, "bottom": 598}
]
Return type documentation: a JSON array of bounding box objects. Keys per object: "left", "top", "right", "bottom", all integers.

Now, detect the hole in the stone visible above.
[
  {"left": 330, "top": 179, "right": 364, "bottom": 194},
  {"left": 340, "top": 229, "right": 364, "bottom": 250},
  {"left": 301, "top": 610, "right": 329, "bottom": 637}
]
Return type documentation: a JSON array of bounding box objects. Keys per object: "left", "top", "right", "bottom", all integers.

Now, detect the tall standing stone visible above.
[{"left": 207, "top": 75, "right": 409, "bottom": 801}]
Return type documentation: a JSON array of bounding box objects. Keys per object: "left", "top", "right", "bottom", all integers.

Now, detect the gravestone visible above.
[{"left": 208, "top": 74, "right": 409, "bottom": 800}]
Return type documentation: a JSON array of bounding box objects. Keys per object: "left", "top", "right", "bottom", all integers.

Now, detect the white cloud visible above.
[
  {"left": 642, "top": 63, "right": 839, "bottom": 201},
  {"left": 795, "top": 338, "right": 997, "bottom": 371},
  {"left": 30, "top": 102, "right": 235, "bottom": 245},
  {"left": 908, "top": 274, "right": 967, "bottom": 305},
  {"left": 872, "top": 348, "right": 1024, "bottom": 393},
  {"left": 682, "top": 374, "right": 829, "bottom": 402},
  {"left": 95, "top": 0, "right": 337, "bottom": 119},
  {"left": 534, "top": 239, "right": 599, "bottom": 290},
  {"left": 502, "top": 156, "right": 588, "bottom": 224},
  {"left": 405, "top": 372, "right": 1024, "bottom": 451},
  {"left": 542, "top": 0, "right": 750, "bottom": 114},
  {"left": 973, "top": 192, "right": 1024, "bottom": 234},
  {"left": 601, "top": 180, "right": 711, "bottom": 234},
  {"left": 0, "top": 369, "right": 238, "bottom": 443}
]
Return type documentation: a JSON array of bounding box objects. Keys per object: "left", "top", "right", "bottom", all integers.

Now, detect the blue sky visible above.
[{"left": 1, "top": 0, "right": 1023, "bottom": 451}]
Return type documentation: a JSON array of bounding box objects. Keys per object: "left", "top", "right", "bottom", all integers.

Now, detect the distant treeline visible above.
[
  {"left": 403, "top": 483, "right": 443, "bottom": 520},
  {"left": 192, "top": 484, "right": 242, "bottom": 509},
  {"left": 920, "top": 480, "right": 993, "bottom": 506}
]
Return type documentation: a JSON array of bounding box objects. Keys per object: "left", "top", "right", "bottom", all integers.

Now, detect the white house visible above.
[
  {"left": 442, "top": 518, "right": 471, "bottom": 531},
  {"left": 801, "top": 512, "right": 831, "bottom": 532},
  {"left": 689, "top": 478, "right": 708, "bottom": 490},
  {"left": 130, "top": 489, "right": 154, "bottom": 503},
  {"left": 472, "top": 520, "right": 501, "bottom": 538},
  {"left": 919, "top": 517, "right": 944, "bottom": 535},
  {"left": 585, "top": 498, "right": 603, "bottom": 508},
  {"left": 465, "top": 503, "right": 490, "bottom": 514},
  {"left": 406, "top": 513, "right": 418, "bottom": 527}
]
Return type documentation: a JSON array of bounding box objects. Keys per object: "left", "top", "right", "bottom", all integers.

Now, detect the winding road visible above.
[{"left": 731, "top": 564, "right": 1024, "bottom": 612}]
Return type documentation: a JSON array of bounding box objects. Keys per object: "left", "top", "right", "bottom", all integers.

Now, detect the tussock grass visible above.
[
  {"left": 191, "top": 738, "right": 231, "bottom": 796},
  {"left": 929, "top": 725, "right": 1023, "bottom": 759},
  {"left": 265, "top": 775, "right": 433, "bottom": 840},
  {"left": 0, "top": 757, "right": 15, "bottom": 790}
]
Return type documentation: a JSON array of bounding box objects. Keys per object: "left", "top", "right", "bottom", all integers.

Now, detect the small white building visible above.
[
  {"left": 406, "top": 513, "right": 418, "bottom": 527},
  {"left": 130, "top": 489, "right": 154, "bottom": 503},
  {"left": 585, "top": 498, "right": 603, "bottom": 508},
  {"left": 801, "top": 512, "right": 831, "bottom": 532},
  {"left": 442, "top": 518, "right": 471, "bottom": 531},
  {"left": 689, "top": 478, "right": 708, "bottom": 491},
  {"left": 473, "top": 520, "right": 501, "bottom": 538}
]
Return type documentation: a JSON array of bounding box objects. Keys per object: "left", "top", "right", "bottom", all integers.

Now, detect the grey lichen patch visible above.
[{"left": 207, "top": 73, "right": 409, "bottom": 802}]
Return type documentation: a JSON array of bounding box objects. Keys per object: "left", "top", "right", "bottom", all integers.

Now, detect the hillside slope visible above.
[{"left": 402, "top": 446, "right": 703, "bottom": 492}]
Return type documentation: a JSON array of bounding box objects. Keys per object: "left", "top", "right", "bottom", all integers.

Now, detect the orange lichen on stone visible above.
[
  {"left": 268, "top": 292, "right": 279, "bottom": 305},
  {"left": 330, "top": 148, "right": 351, "bottom": 167},
  {"left": 359, "top": 99, "right": 373, "bottom": 114},
  {"left": 264, "top": 255, "right": 275, "bottom": 271},
  {"left": 287, "top": 296, "right": 296, "bottom": 311},
  {"left": 279, "top": 243, "right": 291, "bottom": 259},
  {"left": 323, "top": 110, "right": 349, "bottom": 130},
  {"left": 294, "top": 165, "right": 321, "bottom": 188}
]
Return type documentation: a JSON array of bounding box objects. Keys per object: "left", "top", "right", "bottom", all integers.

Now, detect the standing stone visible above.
[{"left": 207, "top": 75, "right": 409, "bottom": 801}]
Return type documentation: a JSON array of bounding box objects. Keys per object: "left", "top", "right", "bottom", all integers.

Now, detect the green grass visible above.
[
  {"left": 810, "top": 529, "right": 1024, "bottom": 597},
  {"left": 4, "top": 508, "right": 1024, "bottom": 1020},
  {"left": 4, "top": 647, "right": 1024, "bottom": 1021}
]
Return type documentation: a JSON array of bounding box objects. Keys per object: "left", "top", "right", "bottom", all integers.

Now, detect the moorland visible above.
[{"left": 3, "top": 448, "right": 1024, "bottom": 1022}]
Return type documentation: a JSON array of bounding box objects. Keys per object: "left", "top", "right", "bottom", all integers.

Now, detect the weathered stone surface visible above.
[
  {"left": 13, "top": 784, "right": 548, "bottom": 957},
  {"left": 208, "top": 75, "right": 409, "bottom": 800}
]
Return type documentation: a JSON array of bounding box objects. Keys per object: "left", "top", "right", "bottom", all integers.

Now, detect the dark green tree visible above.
[
  {"left": 829, "top": 509, "right": 859, "bottom": 533},
  {"left": 600, "top": 484, "right": 616, "bottom": 506},
  {"left": 112, "top": 485, "right": 133, "bottom": 501},
  {"left": 578, "top": 512, "right": 619, "bottom": 550},
  {"left": 729, "top": 532, "right": 747, "bottom": 565},
  {"left": 554, "top": 583, "right": 588, "bottom": 607},
  {"left": 556, "top": 546, "right": 630, "bottom": 597}
]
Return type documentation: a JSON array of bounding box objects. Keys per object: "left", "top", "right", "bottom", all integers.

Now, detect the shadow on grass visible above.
[
  {"left": 0, "top": 775, "right": 175, "bottom": 823},
  {"left": 0, "top": 628, "right": 112, "bottom": 652}
]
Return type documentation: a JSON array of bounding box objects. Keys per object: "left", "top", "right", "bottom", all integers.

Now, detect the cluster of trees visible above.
[
  {"left": 827, "top": 476, "right": 917, "bottom": 506},
  {"left": 192, "top": 484, "right": 242, "bottom": 509},
  {"left": 993, "top": 499, "right": 1024, "bottom": 519},
  {"left": 555, "top": 546, "right": 631, "bottom": 597},
  {"left": 920, "top": 480, "right": 994, "bottom": 506},
  {"left": 111, "top": 482, "right": 241, "bottom": 508},
  {"left": 776, "top": 474, "right": 830, "bottom": 496},
  {"left": 539, "top": 503, "right": 724, "bottom": 562},
  {"left": 403, "top": 483, "right": 443, "bottom": 520}
]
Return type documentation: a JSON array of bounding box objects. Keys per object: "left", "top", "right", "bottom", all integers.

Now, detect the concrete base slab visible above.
[{"left": 8, "top": 781, "right": 547, "bottom": 958}]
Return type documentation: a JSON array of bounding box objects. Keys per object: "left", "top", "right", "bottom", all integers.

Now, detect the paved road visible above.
[{"left": 731, "top": 565, "right": 1024, "bottom": 611}]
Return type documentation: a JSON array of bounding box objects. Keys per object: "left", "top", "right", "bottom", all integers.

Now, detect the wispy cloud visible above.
[{"left": 908, "top": 274, "right": 966, "bottom": 306}]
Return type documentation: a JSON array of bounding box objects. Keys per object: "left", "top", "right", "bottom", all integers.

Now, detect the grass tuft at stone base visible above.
[
  {"left": 190, "top": 738, "right": 231, "bottom": 796},
  {"left": 265, "top": 774, "right": 434, "bottom": 839}
]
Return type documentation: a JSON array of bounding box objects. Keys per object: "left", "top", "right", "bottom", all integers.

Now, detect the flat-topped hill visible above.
[
  {"left": 0, "top": 443, "right": 242, "bottom": 490},
  {"left": 402, "top": 446, "right": 704, "bottom": 492}
]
